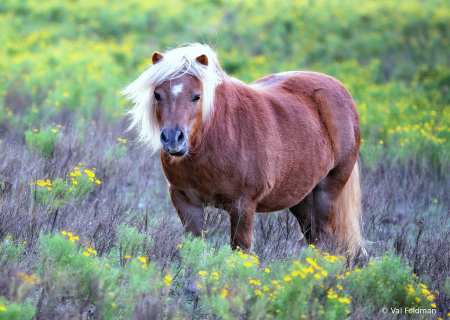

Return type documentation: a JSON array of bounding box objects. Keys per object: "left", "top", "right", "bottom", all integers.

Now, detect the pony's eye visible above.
[
  {"left": 192, "top": 95, "right": 201, "bottom": 102},
  {"left": 154, "top": 92, "right": 161, "bottom": 101}
]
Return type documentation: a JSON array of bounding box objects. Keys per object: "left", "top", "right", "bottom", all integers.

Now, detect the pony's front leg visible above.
[
  {"left": 169, "top": 186, "right": 203, "bottom": 237},
  {"left": 229, "top": 202, "right": 256, "bottom": 252}
]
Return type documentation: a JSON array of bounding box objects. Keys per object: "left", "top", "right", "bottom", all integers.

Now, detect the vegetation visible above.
[{"left": 0, "top": 0, "right": 449, "bottom": 319}]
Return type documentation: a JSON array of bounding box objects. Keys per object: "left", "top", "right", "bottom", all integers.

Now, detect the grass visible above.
[{"left": 0, "top": 0, "right": 449, "bottom": 319}]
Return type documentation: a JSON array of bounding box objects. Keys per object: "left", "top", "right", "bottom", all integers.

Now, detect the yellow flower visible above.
[
  {"left": 51, "top": 129, "right": 57, "bottom": 133},
  {"left": 61, "top": 231, "right": 67, "bottom": 235},
  {"left": 73, "top": 180, "right": 78, "bottom": 185},
  {"left": 84, "top": 170, "right": 95, "bottom": 178},
  {"left": 23, "top": 241, "right": 27, "bottom": 244},
  {"left": 83, "top": 252, "right": 89, "bottom": 257},
  {"left": 137, "top": 256, "right": 147, "bottom": 264},
  {"left": 284, "top": 275, "right": 292, "bottom": 282},
  {"left": 124, "top": 255, "right": 131, "bottom": 259},
  {"left": 254, "top": 290, "right": 262, "bottom": 296},
  {"left": 199, "top": 271, "right": 207, "bottom": 275},
  {"left": 265, "top": 268, "right": 270, "bottom": 273},
  {"left": 431, "top": 303, "right": 436, "bottom": 308},
  {"left": 111, "top": 303, "right": 116, "bottom": 307},
  {"left": 338, "top": 297, "right": 351, "bottom": 304},
  {"left": 178, "top": 244, "right": 182, "bottom": 248},
  {"left": 229, "top": 264, "right": 235, "bottom": 268},
  {"left": 0, "top": 306, "right": 6, "bottom": 311},
  {"left": 165, "top": 275, "right": 173, "bottom": 282},
  {"left": 220, "top": 289, "right": 228, "bottom": 298},
  {"left": 243, "top": 262, "right": 252, "bottom": 267},
  {"left": 314, "top": 273, "right": 321, "bottom": 279},
  {"left": 196, "top": 284, "right": 202, "bottom": 288},
  {"left": 415, "top": 297, "right": 420, "bottom": 302}
]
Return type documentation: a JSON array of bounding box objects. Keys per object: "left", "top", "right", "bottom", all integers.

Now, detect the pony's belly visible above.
[{"left": 255, "top": 190, "right": 310, "bottom": 212}]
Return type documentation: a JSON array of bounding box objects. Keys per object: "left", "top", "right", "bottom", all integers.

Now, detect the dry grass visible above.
[{"left": 0, "top": 111, "right": 449, "bottom": 319}]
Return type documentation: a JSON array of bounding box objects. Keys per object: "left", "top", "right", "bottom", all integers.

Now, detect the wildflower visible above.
[
  {"left": 254, "top": 290, "right": 262, "bottom": 296},
  {"left": 250, "top": 279, "right": 261, "bottom": 285},
  {"left": 84, "top": 170, "right": 95, "bottom": 178},
  {"left": 243, "top": 262, "right": 252, "bottom": 267},
  {"left": 111, "top": 303, "right": 116, "bottom": 307},
  {"left": 137, "top": 256, "right": 147, "bottom": 264},
  {"left": 23, "top": 241, "right": 27, "bottom": 244},
  {"left": 0, "top": 306, "right": 6, "bottom": 311},
  {"left": 197, "top": 284, "right": 202, "bottom": 288},
  {"left": 61, "top": 231, "right": 67, "bottom": 235},
  {"left": 199, "top": 271, "right": 208, "bottom": 275},
  {"left": 73, "top": 180, "right": 78, "bottom": 185},
  {"left": 229, "top": 264, "right": 235, "bottom": 268},
  {"left": 263, "top": 286, "right": 269, "bottom": 291},
  {"left": 165, "top": 275, "right": 173, "bottom": 282},
  {"left": 124, "top": 255, "right": 131, "bottom": 259},
  {"left": 220, "top": 289, "right": 227, "bottom": 298},
  {"left": 265, "top": 268, "right": 270, "bottom": 273},
  {"left": 338, "top": 297, "right": 351, "bottom": 304},
  {"left": 83, "top": 252, "right": 89, "bottom": 257},
  {"left": 52, "top": 129, "right": 57, "bottom": 133},
  {"left": 314, "top": 273, "right": 321, "bottom": 279},
  {"left": 431, "top": 303, "right": 436, "bottom": 308},
  {"left": 178, "top": 244, "right": 182, "bottom": 248},
  {"left": 284, "top": 275, "right": 292, "bottom": 282}
]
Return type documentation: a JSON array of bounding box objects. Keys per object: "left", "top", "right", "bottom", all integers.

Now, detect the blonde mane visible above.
[{"left": 121, "top": 43, "right": 224, "bottom": 154}]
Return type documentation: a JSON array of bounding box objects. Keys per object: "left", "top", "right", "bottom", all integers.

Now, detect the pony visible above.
[{"left": 122, "top": 43, "right": 363, "bottom": 254}]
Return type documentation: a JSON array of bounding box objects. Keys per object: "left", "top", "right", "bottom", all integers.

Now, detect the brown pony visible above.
[{"left": 122, "top": 43, "right": 363, "bottom": 254}]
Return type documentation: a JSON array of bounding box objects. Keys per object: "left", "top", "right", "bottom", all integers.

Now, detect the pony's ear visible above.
[
  {"left": 152, "top": 51, "right": 164, "bottom": 64},
  {"left": 195, "top": 54, "right": 208, "bottom": 66}
]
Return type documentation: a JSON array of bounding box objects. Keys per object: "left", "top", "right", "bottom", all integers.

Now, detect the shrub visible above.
[{"left": 24, "top": 126, "right": 60, "bottom": 159}]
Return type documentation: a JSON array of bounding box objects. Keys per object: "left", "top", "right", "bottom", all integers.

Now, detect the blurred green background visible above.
[{"left": 0, "top": 0, "right": 449, "bottom": 167}]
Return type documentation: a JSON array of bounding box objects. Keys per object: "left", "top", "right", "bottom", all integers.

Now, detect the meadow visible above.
[{"left": 0, "top": 0, "right": 449, "bottom": 319}]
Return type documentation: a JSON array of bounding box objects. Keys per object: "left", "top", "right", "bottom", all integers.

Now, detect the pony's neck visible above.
[{"left": 193, "top": 75, "right": 250, "bottom": 148}]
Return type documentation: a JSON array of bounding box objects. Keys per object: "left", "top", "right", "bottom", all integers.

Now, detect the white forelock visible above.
[{"left": 121, "top": 43, "right": 223, "bottom": 154}]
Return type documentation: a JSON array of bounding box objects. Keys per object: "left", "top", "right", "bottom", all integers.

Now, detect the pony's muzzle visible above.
[{"left": 160, "top": 128, "right": 188, "bottom": 156}]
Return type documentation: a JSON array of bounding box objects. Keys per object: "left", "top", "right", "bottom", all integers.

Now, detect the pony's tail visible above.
[{"left": 334, "top": 160, "right": 365, "bottom": 256}]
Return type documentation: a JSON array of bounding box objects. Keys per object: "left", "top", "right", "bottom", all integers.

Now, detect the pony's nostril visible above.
[
  {"left": 161, "top": 130, "right": 169, "bottom": 144},
  {"left": 175, "top": 130, "right": 184, "bottom": 143}
]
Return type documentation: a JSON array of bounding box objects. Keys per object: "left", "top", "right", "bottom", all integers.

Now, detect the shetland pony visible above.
[{"left": 123, "top": 43, "right": 363, "bottom": 254}]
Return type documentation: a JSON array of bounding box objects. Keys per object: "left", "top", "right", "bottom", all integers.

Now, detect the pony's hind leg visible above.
[
  {"left": 289, "top": 188, "right": 335, "bottom": 245},
  {"left": 289, "top": 192, "right": 314, "bottom": 243},
  {"left": 290, "top": 163, "right": 359, "bottom": 251}
]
